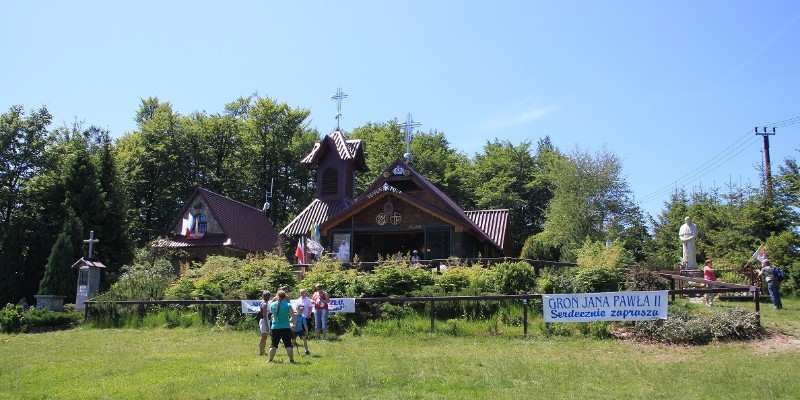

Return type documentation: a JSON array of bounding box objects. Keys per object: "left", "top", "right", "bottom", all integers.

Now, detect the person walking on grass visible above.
[
  {"left": 312, "top": 283, "right": 330, "bottom": 340},
  {"left": 269, "top": 290, "right": 297, "bottom": 363},
  {"left": 757, "top": 259, "right": 783, "bottom": 310},
  {"left": 258, "top": 290, "right": 271, "bottom": 356},
  {"left": 292, "top": 304, "right": 310, "bottom": 355}
]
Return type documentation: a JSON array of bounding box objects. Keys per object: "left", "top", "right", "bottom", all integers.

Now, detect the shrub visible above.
[
  {"left": 574, "top": 266, "right": 624, "bottom": 293},
  {"left": 631, "top": 307, "right": 762, "bottom": 345},
  {"left": 493, "top": 261, "right": 536, "bottom": 294},
  {"left": 468, "top": 266, "right": 498, "bottom": 293},
  {"left": 538, "top": 267, "right": 577, "bottom": 293},
  {"left": 0, "top": 304, "right": 83, "bottom": 333},
  {"left": 576, "top": 238, "right": 634, "bottom": 270},
  {"left": 365, "top": 262, "right": 435, "bottom": 297},
  {"left": 624, "top": 265, "right": 669, "bottom": 291},
  {"left": 435, "top": 267, "right": 473, "bottom": 293},
  {"left": 0, "top": 304, "right": 23, "bottom": 333},
  {"left": 101, "top": 249, "right": 175, "bottom": 301},
  {"left": 300, "top": 256, "right": 364, "bottom": 297}
]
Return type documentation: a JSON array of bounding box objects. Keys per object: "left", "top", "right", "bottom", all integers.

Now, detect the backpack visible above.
[{"left": 773, "top": 266, "right": 786, "bottom": 281}]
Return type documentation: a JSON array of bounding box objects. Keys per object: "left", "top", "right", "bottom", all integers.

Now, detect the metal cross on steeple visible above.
[
  {"left": 398, "top": 112, "right": 421, "bottom": 161},
  {"left": 330, "top": 87, "right": 348, "bottom": 130},
  {"left": 83, "top": 231, "right": 99, "bottom": 259}
]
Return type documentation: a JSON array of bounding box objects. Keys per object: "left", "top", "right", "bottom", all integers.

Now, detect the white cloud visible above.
[{"left": 480, "top": 102, "right": 555, "bottom": 131}]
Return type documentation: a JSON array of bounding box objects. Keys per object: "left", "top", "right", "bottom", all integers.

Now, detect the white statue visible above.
[{"left": 679, "top": 216, "right": 699, "bottom": 270}]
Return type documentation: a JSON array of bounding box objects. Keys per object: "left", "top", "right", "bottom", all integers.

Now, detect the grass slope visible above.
[{"left": 1, "top": 297, "right": 798, "bottom": 399}]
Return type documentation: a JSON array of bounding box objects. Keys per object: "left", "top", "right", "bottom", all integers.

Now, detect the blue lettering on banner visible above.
[{"left": 543, "top": 291, "right": 668, "bottom": 323}]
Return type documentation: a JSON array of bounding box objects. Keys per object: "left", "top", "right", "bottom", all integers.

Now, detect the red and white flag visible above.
[{"left": 295, "top": 238, "right": 306, "bottom": 264}]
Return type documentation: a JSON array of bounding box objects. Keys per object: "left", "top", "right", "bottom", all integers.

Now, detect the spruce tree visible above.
[{"left": 38, "top": 209, "right": 82, "bottom": 299}]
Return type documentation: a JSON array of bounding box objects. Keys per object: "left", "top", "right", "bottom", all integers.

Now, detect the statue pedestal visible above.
[{"left": 34, "top": 295, "right": 66, "bottom": 311}]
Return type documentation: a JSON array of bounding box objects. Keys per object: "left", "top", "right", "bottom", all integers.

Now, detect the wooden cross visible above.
[{"left": 83, "top": 231, "right": 99, "bottom": 258}]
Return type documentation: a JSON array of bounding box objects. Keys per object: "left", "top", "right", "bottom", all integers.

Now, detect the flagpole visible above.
[{"left": 303, "top": 236, "right": 308, "bottom": 265}]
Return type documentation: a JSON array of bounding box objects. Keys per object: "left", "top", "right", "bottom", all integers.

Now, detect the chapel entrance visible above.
[{"left": 350, "top": 227, "right": 451, "bottom": 261}]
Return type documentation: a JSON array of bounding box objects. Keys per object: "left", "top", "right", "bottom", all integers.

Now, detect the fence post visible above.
[
  {"left": 522, "top": 297, "right": 528, "bottom": 337},
  {"left": 430, "top": 300, "right": 435, "bottom": 333},
  {"left": 669, "top": 278, "right": 675, "bottom": 302},
  {"left": 754, "top": 288, "right": 761, "bottom": 326},
  {"left": 201, "top": 303, "right": 206, "bottom": 324}
]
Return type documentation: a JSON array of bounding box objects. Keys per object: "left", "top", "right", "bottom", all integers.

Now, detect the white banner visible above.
[
  {"left": 543, "top": 291, "right": 668, "bottom": 323},
  {"left": 328, "top": 298, "right": 356, "bottom": 313},
  {"left": 241, "top": 300, "right": 261, "bottom": 314}
]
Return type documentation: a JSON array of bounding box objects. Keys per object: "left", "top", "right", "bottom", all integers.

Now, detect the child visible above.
[
  {"left": 292, "top": 304, "right": 310, "bottom": 355},
  {"left": 703, "top": 259, "right": 717, "bottom": 306}
]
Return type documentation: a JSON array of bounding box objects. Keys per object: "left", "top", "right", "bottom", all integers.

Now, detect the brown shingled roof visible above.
[
  {"left": 301, "top": 129, "right": 368, "bottom": 171},
  {"left": 162, "top": 188, "right": 278, "bottom": 253},
  {"left": 332, "top": 159, "right": 507, "bottom": 254}
]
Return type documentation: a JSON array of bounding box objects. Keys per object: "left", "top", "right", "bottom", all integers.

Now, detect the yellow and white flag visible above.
[{"left": 752, "top": 244, "right": 767, "bottom": 263}]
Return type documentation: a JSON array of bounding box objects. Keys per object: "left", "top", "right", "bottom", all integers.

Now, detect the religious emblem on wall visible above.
[
  {"left": 383, "top": 199, "right": 394, "bottom": 216},
  {"left": 376, "top": 211, "right": 402, "bottom": 226}
]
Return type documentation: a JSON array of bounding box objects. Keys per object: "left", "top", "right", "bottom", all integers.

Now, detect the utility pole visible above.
[{"left": 755, "top": 126, "right": 776, "bottom": 199}]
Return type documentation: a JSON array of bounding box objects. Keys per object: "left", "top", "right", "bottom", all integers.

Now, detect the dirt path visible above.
[{"left": 749, "top": 329, "right": 800, "bottom": 353}]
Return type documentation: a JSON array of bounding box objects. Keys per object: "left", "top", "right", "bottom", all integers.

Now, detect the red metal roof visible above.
[
  {"left": 162, "top": 188, "right": 279, "bottom": 253},
  {"left": 465, "top": 209, "right": 510, "bottom": 252}
]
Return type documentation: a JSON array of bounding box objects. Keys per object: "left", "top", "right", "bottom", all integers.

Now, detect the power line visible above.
[
  {"left": 636, "top": 116, "right": 800, "bottom": 207},
  {"left": 637, "top": 135, "right": 759, "bottom": 204}
]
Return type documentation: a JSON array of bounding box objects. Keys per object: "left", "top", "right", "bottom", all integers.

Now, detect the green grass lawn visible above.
[{"left": 1, "top": 297, "right": 799, "bottom": 400}]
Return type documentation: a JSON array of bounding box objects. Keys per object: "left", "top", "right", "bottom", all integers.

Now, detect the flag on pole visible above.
[
  {"left": 314, "top": 223, "right": 321, "bottom": 241},
  {"left": 295, "top": 238, "right": 306, "bottom": 264},
  {"left": 753, "top": 244, "right": 767, "bottom": 263},
  {"left": 307, "top": 238, "right": 324, "bottom": 255}
]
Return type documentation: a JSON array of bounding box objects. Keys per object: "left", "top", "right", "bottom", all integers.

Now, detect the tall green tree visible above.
[
  {"left": 94, "top": 128, "right": 134, "bottom": 283},
  {"left": 0, "top": 105, "right": 54, "bottom": 306},
  {"left": 0, "top": 105, "right": 52, "bottom": 233},
  {"left": 38, "top": 209, "right": 82, "bottom": 299},
  {"left": 466, "top": 139, "right": 553, "bottom": 255},
  {"left": 239, "top": 96, "right": 318, "bottom": 228},
  {"left": 117, "top": 98, "right": 187, "bottom": 245},
  {"left": 528, "top": 147, "right": 631, "bottom": 262}
]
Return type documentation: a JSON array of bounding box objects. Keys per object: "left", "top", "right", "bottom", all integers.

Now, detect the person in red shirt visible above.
[{"left": 312, "top": 283, "right": 329, "bottom": 340}]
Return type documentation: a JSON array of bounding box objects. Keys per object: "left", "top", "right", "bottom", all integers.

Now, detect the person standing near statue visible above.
[{"left": 679, "top": 216, "right": 699, "bottom": 270}]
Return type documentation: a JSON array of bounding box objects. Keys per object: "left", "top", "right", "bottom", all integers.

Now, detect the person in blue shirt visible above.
[
  {"left": 292, "top": 304, "right": 310, "bottom": 356},
  {"left": 268, "top": 290, "right": 297, "bottom": 363}
]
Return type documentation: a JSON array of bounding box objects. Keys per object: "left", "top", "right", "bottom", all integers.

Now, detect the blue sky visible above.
[{"left": 2, "top": 1, "right": 799, "bottom": 219}]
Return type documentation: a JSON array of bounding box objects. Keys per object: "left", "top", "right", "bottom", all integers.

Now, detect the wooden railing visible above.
[{"left": 84, "top": 281, "right": 760, "bottom": 334}]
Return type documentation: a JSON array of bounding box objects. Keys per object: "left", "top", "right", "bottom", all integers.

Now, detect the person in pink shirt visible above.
[
  {"left": 312, "top": 283, "right": 329, "bottom": 340},
  {"left": 703, "top": 259, "right": 717, "bottom": 306}
]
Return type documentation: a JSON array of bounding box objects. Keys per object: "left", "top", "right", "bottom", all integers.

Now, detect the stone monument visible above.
[
  {"left": 679, "top": 216, "right": 699, "bottom": 270},
  {"left": 72, "top": 231, "right": 106, "bottom": 312}
]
